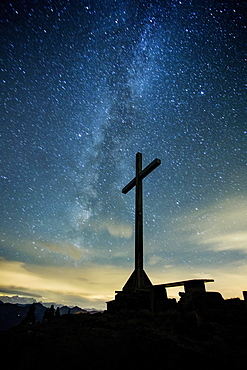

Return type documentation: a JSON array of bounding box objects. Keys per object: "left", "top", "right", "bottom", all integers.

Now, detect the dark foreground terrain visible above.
[{"left": 1, "top": 303, "right": 247, "bottom": 370}]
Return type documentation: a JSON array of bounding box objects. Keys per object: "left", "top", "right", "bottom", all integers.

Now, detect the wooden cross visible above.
[{"left": 122, "top": 152, "right": 161, "bottom": 289}]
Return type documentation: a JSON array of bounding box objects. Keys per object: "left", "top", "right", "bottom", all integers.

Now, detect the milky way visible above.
[{"left": 0, "top": 1, "right": 246, "bottom": 307}]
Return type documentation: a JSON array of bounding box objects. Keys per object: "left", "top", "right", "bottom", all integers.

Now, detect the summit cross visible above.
[{"left": 122, "top": 152, "right": 161, "bottom": 289}]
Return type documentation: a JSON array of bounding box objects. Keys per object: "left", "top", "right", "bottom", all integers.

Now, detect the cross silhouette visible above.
[{"left": 122, "top": 152, "right": 161, "bottom": 289}]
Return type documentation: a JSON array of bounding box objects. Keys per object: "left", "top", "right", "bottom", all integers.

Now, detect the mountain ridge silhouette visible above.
[{"left": 0, "top": 300, "right": 100, "bottom": 331}]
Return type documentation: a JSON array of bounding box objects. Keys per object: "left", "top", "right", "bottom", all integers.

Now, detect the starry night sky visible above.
[{"left": 1, "top": 0, "right": 246, "bottom": 308}]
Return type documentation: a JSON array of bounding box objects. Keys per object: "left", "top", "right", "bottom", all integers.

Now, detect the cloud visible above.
[
  {"left": 0, "top": 258, "right": 129, "bottom": 309},
  {"left": 148, "top": 255, "right": 166, "bottom": 266},
  {"left": 191, "top": 196, "right": 247, "bottom": 253},
  {"left": 0, "top": 255, "right": 246, "bottom": 308},
  {"left": 166, "top": 195, "right": 247, "bottom": 254},
  {"left": 98, "top": 219, "right": 133, "bottom": 238},
  {"left": 35, "top": 241, "right": 85, "bottom": 260},
  {"left": 205, "top": 232, "right": 247, "bottom": 253},
  {"left": 0, "top": 285, "right": 42, "bottom": 298},
  {"left": 0, "top": 235, "right": 103, "bottom": 265}
]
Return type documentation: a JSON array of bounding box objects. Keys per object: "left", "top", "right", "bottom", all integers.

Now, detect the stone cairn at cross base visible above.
[{"left": 106, "top": 153, "right": 239, "bottom": 313}]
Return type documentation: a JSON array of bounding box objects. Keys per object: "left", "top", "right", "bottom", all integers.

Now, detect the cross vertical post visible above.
[{"left": 135, "top": 152, "right": 143, "bottom": 288}]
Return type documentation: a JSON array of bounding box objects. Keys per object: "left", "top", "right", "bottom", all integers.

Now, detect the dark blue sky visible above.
[{"left": 0, "top": 0, "right": 246, "bottom": 308}]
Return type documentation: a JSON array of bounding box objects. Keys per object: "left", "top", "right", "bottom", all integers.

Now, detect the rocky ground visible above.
[{"left": 1, "top": 302, "right": 247, "bottom": 370}]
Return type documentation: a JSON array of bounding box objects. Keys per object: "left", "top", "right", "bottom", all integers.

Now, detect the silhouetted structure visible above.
[
  {"left": 43, "top": 304, "right": 55, "bottom": 322},
  {"left": 244, "top": 291, "right": 247, "bottom": 310},
  {"left": 107, "top": 153, "right": 224, "bottom": 313},
  {"left": 22, "top": 303, "right": 36, "bottom": 325},
  {"left": 122, "top": 152, "right": 161, "bottom": 290},
  {"left": 55, "top": 307, "right": 61, "bottom": 318},
  {"left": 108, "top": 152, "right": 169, "bottom": 312}
]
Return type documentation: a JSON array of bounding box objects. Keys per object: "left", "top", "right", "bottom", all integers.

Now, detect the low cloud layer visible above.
[{"left": 1, "top": 253, "right": 246, "bottom": 309}]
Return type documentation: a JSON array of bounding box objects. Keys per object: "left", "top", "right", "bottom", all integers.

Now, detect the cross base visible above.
[
  {"left": 122, "top": 269, "right": 152, "bottom": 291},
  {"left": 107, "top": 283, "right": 175, "bottom": 313}
]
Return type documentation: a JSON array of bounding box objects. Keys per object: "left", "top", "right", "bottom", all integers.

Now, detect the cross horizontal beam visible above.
[{"left": 122, "top": 158, "right": 161, "bottom": 194}]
